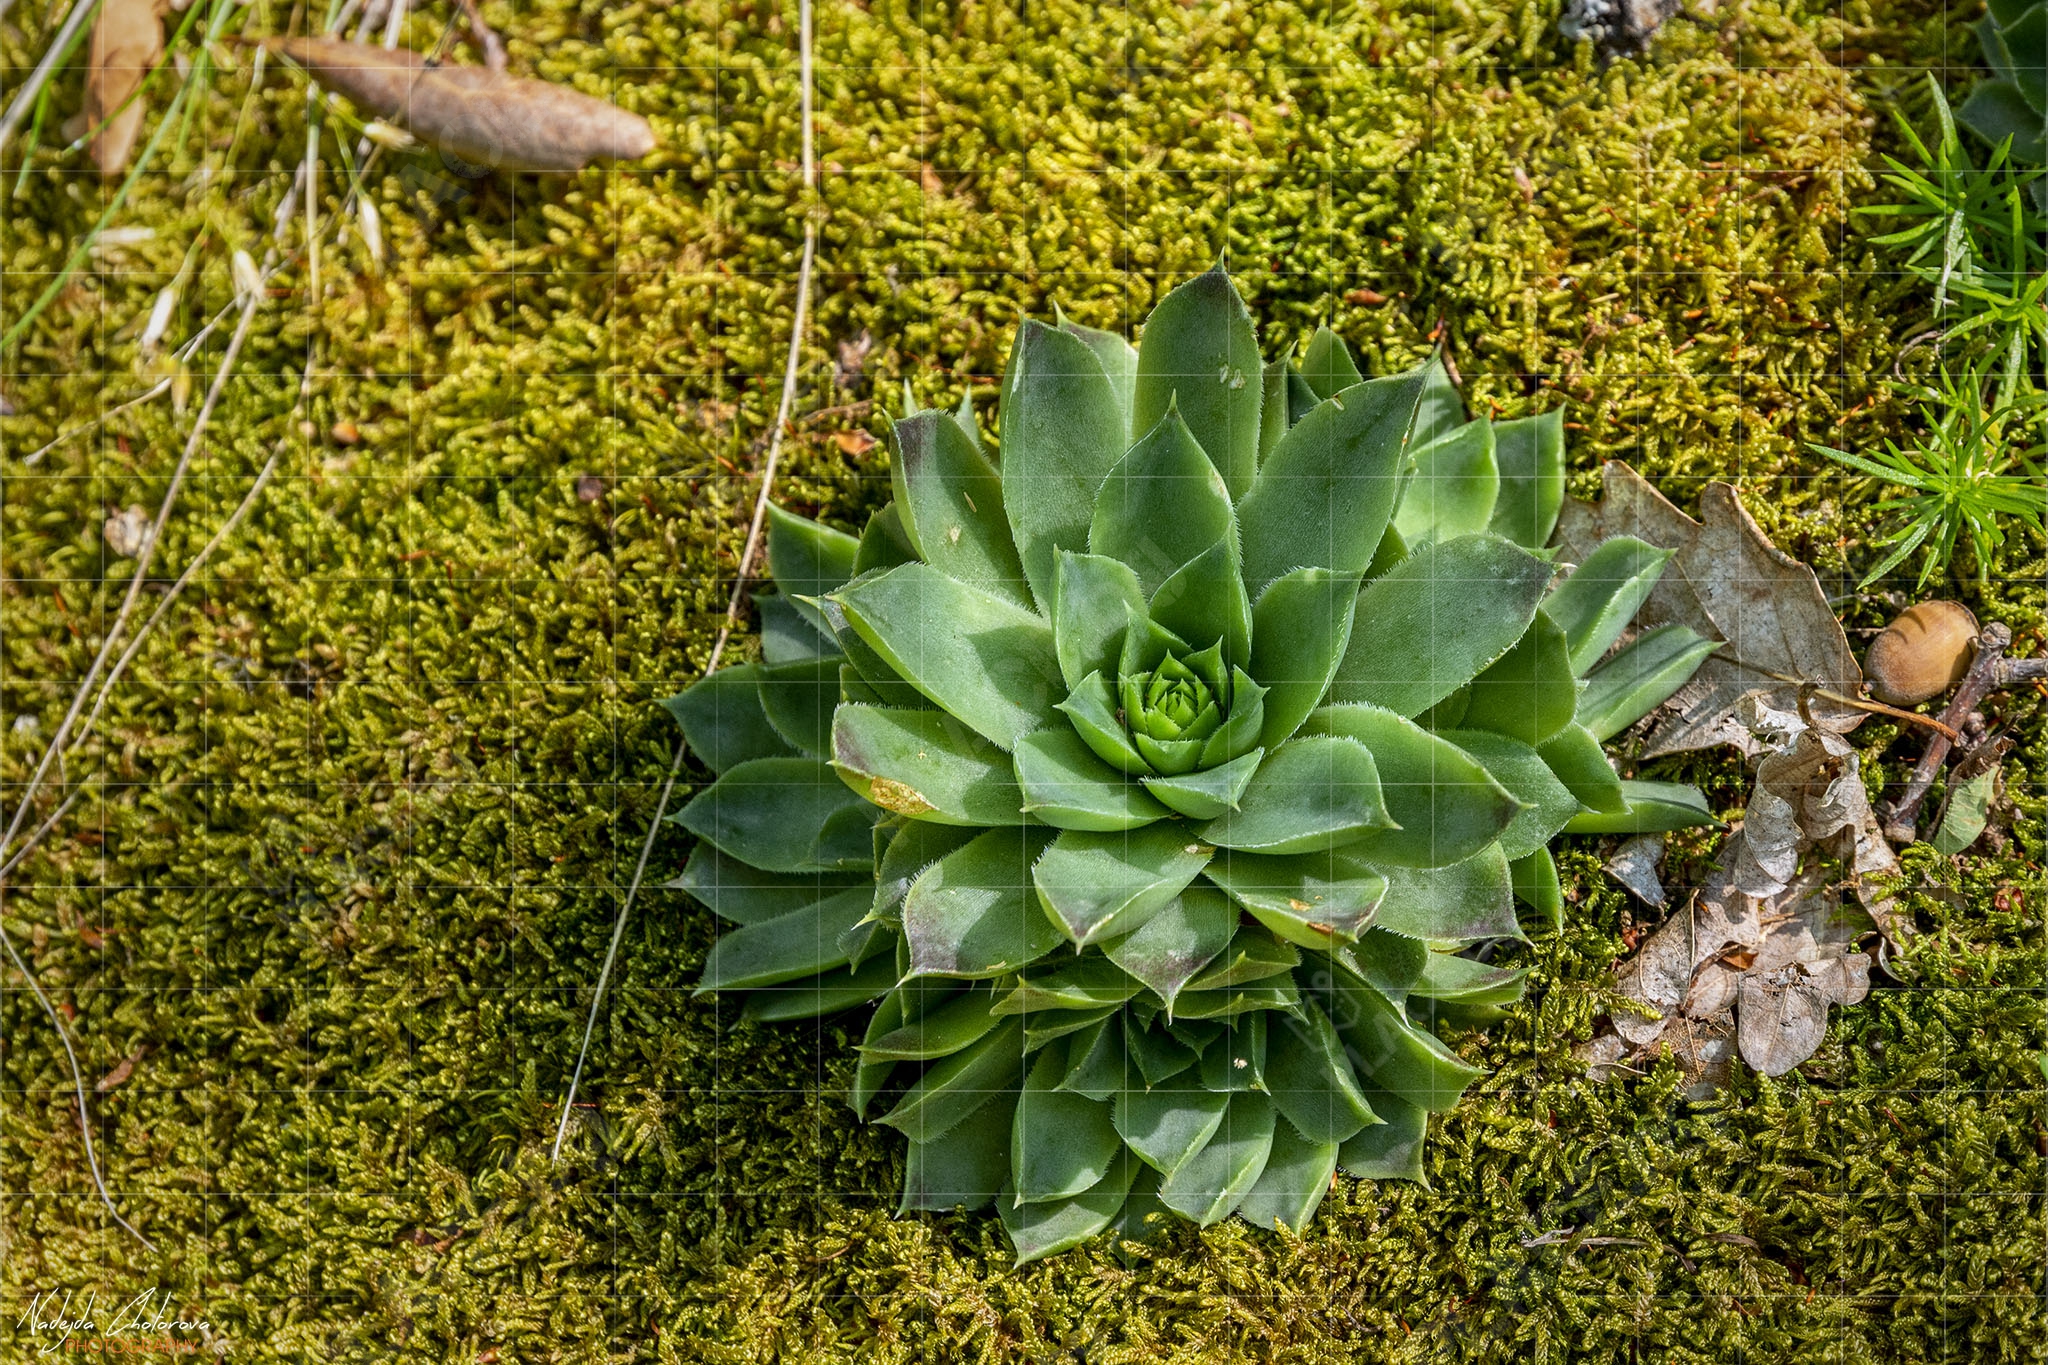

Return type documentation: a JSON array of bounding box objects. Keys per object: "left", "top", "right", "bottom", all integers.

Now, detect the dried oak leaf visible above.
[
  {"left": 1553, "top": 461, "right": 1863, "bottom": 756},
  {"left": 88, "top": 0, "right": 168, "bottom": 177},
  {"left": 269, "top": 38, "right": 656, "bottom": 173}
]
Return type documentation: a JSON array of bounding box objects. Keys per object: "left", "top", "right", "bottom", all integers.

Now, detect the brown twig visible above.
[
  {"left": 1882, "top": 624, "right": 2042, "bottom": 843},
  {"left": 1716, "top": 653, "right": 1961, "bottom": 741},
  {"left": 454, "top": 0, "right": 506, "bottom": 71}
]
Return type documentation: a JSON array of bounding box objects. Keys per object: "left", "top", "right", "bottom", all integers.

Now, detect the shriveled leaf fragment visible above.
[{"left": 271, "top": 38, "right": 657, "bottom": 172}]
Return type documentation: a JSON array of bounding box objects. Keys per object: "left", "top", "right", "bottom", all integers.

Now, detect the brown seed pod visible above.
[{"left": 1865, "top": 601, "right": 1979, "bottom": 706}]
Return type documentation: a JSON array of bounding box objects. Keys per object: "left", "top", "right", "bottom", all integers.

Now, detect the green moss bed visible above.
[{"left": 2, "top": 0, "right": 2044, "bottom": 1358}]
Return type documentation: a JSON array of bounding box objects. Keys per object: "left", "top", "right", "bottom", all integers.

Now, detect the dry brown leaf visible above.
[
  {"left": 270, "top": 38, "right": 656, "bottom": 172},
  {"left": 1553, "top": 462, "right": 1863, "bottom": 756},
  {"left": 88, "top": 0, "right": 168, "bottom": 177}
]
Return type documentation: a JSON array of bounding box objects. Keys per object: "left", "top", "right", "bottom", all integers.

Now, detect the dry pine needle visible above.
[{"left": 268, "top": 37, "right": 655, "bottom": 173}]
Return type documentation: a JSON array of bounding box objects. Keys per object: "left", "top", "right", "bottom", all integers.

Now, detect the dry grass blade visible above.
[
  {"left": 268, "top": 37, "right": 653, "bottom": 172},
  {"left": 87, "top": 0, "right": 168, "bottom": 176}
]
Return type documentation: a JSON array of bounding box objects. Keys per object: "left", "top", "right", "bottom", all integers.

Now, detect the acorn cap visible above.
[{"left": 1865, "top": 600, "right": 1979, "bottom": 706}]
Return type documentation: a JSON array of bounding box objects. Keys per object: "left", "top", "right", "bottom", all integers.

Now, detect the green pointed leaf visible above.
[
  {"left": 1537, "top": 722, "right": 1627, "bottom": 814},
  {"left": 1577, "top": 624, "right": 1719, "bottom": 741},
  {"left": 1486, "top": 410, "right": 1565, "bottom": 549},
  {"left": 1328, "top": 535, "right": 1552, "bottom": 717},
  {"left": 767, "top": 503, "right": 861, "bottom": 636},
  {"left": 903, "top": 826, "right": 1064, "bottom": 979},
  {"left": 833, "top": 562, "right": 1064, "bottom": 751},
  {"left": 1148, "top": 540, "right": 1252, "bottom": 669},
  {"left": 1158, "top": 1090, "right": 1276, "bottom": 1226},
  {"left": 998, "top": 321, "right": 1130, "bottom": 611},
  {"left": 1185, "top": 927, "right": 1301, "bottom": 992},
  {"left": 1202, "top": 668, "right": 1268, "bottom": 767},
  {"left": 1204, "top": 850, "right": 1388, "bottom": 948},
  {"left": 831, "top": 704, "right": 1024, "bottom": 826},
  {"left": 1058, "top": 1015, "right": 1132, "bottom": 1100},
  {"left": 1058, "top": 311, "right": 1139, "bottom": 432},
  {"left": 1089, "top": 406, "right": 1239, "bottom": 593},
  {"left": 1000, "top": 1149, "right": 1136, "bottom": 1264},
  {"left": 1393, "top": 415, "right": 1499, "bottom": 545},
  {"left": 1199, "top": 1011, "right": 1267, "bottom": 1091},
  {"left": 873, "top": 820, "right": 978, "bottom": 922},
  {"left": 1544, "top": 536, "right": 1675, "bottom": 674},
  {"left": 1250, "top": 567, "right": 1364, "bottom": 749},
  {"left": 1101, "top": 884, "right": 1237, "bottom": 1012},
  {"left": 994, "top": 957, "right": 1144, "bottom": 1015},
  {"left": 675, "top": 756, "right": 874, "bottom": 873},
  {"left": 757, "top": 594, "right": 840, "bottom": 666},
  {"left": 891, "top": 410, "right": 1028, "bottom": 606},
  {"left": 694, "top": 887, "right": 873, "bottom": 992},
  {"left": 670, "top": 842, "right": 865, "bottom": 925},
  {"left": 1200, "top": 735, "right": 1390, "bottom": 855},
  {"left": 1933, "top": 760, "right": 2001, "bottom": 855},
  {"left": 1306, "top": 706, "right": 1521, "bottom": 869},
  {"left": 1510, "top": 847, "right": 1565, "bottom": 932},
  {"left": 1410, "top": 356, "right": 1465, "bottom": 451},
  {"left": 1366, "top": 846, "right": 1519, "bottom": 945},
  {"left": 739, "top": 952, "right": 898, "bottom": 1020},
  {"left": 1134, "top": 265, "right": 1264, "bottom": 501},
  {"left": 756, "top": 657, "right": 841, "bottom": 758},
  {"left": 1238, "top": 1121, "right": 1340, "bottom": 1233},
  {"left": 1413, "top": 686, "right": 1470, "bottom": 731},
  {"left": 1124, "top": 1016, "right": 1197, "bottom": 1085},
  {"left": 1440, "top": 729, "right": 1580, "bottom": 861},
  {"left": 662, "top": 666, "right": 798, "bottom": 775},
  {"left": 1023, "top": 1005, "right": 1123, "bottom": 1051},
  {"left": 1014, "top": 1046, "right": 1124, "bottom": 1202},
  {"left": 1259, "top": 359, "right": 1292, "bottom": 461},
  {"left": 1300, "top": 326, "right": 1365, "bottom": 400},
  {"left": 1032, "top": 825, "right": 1215, "bottom": 946},
  {"left": 1058, "top": 670, "right": 1149, "bottom": 775},
  {"left": 881, "top": 1017, "right": 1027, "bottom": 1141},
  {"left": 1015, "top": 725, "right": 1171, "bottom": 830},
  {"left": 862, "top": 986, "right": 1000, "bottom": 1060},
  {"left": 1340, "top": 927, "right": 1431, "bottom": 1001},
  {"left": 1114, "top": 1085, "right": 1229, "bottom": 1175},
  {"left": 1959, "top": 78, "right": 2048, "bottom": 161},
  {"left": 1460, "top": 609, "right": 1578, "bottom": 745},
  {"left": 812, "top": 593, "right": 932, "bottom": 711},
  {"left": 852, "top": 987, "right": 905, "bottom": 1117},
  {"left": 1328, "top": 970, "right": 1483, "bottom": 1113},
  {"left": 901, "top": 1089, "right": 1016, "bottom": 1212},
  {"left": 1141, "top": 749, "right": 1263, "bottom": 820},
  {"left": 1364, "top": 520, "right": 1409, "bottom": 582},
  {"left": 1564, "top": 779, "right": 1720, "bottom": 834},
  {"left": 1053, "top": 551, "right": 1146, "bottom": 691},
  {"left": 1238, "top": 372, "right": 1423, "bottom": 597},
  {"left": 1266, "top": 997, "right": 1379, "bottom": 1143},
  {"left": 850, "top": 502, "right": 914, "bottom": 579},
  {"left": 1407, "top": 953, "right": 1528, "bottom": 1007},
  {"left": 1337, "top": 1086, "right": 1429, "bottom": 1183}
]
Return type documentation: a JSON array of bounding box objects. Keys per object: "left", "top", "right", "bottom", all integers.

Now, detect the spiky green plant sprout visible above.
[
  {"left": 1836, "top": 77, "right": 2046, "bottom": 590},
  {"left": 661, "top": 267, "right": 1717, "bottom": 1263}
]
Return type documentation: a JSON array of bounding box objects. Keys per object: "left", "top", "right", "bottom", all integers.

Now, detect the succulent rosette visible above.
[{"left": 662, "top": 267, "right": 1718, "bottom": 1262}]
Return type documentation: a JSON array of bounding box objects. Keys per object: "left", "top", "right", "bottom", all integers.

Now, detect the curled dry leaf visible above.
[
  {"left": 1553, "top": 461, "right": 1863, "bottom": 756},
  {"left": 269, "top": 38, "right": 656, "bottom": 173},
  {"left": 1605, "top": 834, "right": 1668, "bottom": 908},
  {"left": 88, "top": 0, "right": 168, "bottom": 177}
]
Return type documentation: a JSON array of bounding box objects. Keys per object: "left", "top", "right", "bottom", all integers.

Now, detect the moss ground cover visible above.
[{"left": 1, "top": 0, "right": 2042, "bottom": 1359}]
